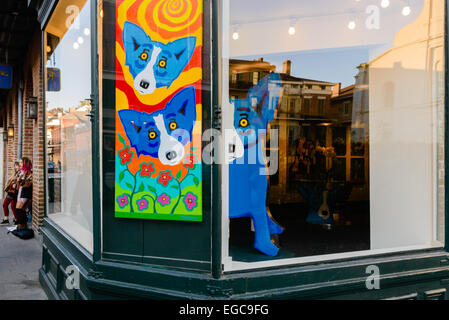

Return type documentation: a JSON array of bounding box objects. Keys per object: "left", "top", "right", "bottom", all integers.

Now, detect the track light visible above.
[
  {"left": 381, "top": 0, "right": 390, "bottom": 8},
  {"left": 348, "top": 20, "right": 356, "bottom": 30},
  {"left": 402, "top": 6, "right": 411, "bottom": 16}
]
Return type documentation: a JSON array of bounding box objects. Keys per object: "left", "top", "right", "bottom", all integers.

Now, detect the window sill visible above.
[{"left": 224, "top": 243, "right": 446, "bottom": 273}]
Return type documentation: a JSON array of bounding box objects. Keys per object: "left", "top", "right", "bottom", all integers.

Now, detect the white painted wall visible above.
[{"left": 369, "top": 0, "right": 445, "bottom": 249}]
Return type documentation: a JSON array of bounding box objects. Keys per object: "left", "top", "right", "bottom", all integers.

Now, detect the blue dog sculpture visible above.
[{"left": 228, "top": 73, "right": 284, "bottom": 256}]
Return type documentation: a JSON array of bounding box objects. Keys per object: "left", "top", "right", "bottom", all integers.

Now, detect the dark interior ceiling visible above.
[{"left": 0, "top": 0, "right": 39, "bottom": 106}]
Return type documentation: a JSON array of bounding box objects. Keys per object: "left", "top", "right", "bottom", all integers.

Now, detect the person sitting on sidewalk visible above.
[
  {"left": 1, "top": 161, "right": 20, "bottom": 225},
  {"left": 15, "top": 157, "right": 33, "bottom": 230}
]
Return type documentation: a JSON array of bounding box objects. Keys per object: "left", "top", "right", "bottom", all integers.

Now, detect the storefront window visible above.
[
  {"left": 222, "top": 0, "right": 445, "bottom": 269},
  {"left": 45, "top": 0, "right": 93, "bottom": 253}
]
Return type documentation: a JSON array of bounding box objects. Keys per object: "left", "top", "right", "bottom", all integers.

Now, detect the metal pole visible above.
[{"left": 17, "top": 79, "right": 23, "bottom": 160}]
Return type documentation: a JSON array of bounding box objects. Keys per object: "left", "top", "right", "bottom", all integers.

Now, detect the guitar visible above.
[{"left": 318, "top": 190, "right": 331, "bottom": 220}]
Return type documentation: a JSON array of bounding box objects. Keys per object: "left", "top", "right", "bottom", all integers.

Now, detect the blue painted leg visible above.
[
  {"left": 266, "top": 213, "right": 284, "bottom": 235},
  {"left": 252, "top": 212, "right": 279, "bottom": 256}
]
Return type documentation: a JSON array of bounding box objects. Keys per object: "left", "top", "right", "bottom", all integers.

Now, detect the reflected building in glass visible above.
[{"left": 228, "top": 58, "right": 369, "bottom": 207}]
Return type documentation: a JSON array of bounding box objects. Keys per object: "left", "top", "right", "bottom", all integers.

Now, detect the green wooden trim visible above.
[
  {"left": 40, "top": 219, "right": 95, "bottom": 300},
  {"left": 201, "top": 0, "right": 215, "bottom": 276},
  {"left": 91, "top": 0, "right": 102, "bottom": 263},
  {"left": 41, "top": 218, "right": 95, "bottom": 268},
  {"left": 40, "top": 220, "right": 449, "bottom": 299},
  {"left": 443, "top": 0, "right": 447, "bottom": 251},
  {"left": 211, "top": 0, "right": 222, "bottom": 280}
]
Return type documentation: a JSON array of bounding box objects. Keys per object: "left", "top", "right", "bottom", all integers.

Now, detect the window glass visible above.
[
  {"left": 222, "top": 0, "right": 445, "bottom": 268},
  {"left": 45, "top": 0, "right": 93, "bottom": 253}
]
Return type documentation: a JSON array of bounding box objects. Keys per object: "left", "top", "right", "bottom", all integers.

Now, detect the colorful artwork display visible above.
[{"left": 115, "top": 0, "right": 203, "bottom": 222}]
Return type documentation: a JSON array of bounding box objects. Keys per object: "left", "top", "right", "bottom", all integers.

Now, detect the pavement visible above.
[{"left": 0, "top": 218, "right": 48, "bottom": 300}]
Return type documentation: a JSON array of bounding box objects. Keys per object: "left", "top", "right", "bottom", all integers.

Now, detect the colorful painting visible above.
[{"left": 115, "top": 0, "right": 203, "bottom": 222}]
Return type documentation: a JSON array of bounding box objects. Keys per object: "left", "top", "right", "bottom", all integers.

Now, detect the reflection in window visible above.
[
  {"left": 45, "top": 0, "right": 93, "bottom": 253},
  {"left": 225, "top": 0, "right": 445, "bottom": 265}
]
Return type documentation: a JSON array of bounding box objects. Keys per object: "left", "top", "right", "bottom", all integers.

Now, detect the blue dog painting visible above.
[
  {"left": 228, "top": 73, "right": 284, "bottom": 256},
  {"left": 118, "top": 86, "right": 197, "bottom": 166},
  {"left": 123, "top": 21, "right": 196, "bottom": 95}
]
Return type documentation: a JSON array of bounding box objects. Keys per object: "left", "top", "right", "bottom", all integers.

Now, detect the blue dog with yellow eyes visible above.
[
  {"left": 118, "top": 86, "right": 196, "bottom": 166},
  {"left": 228, "top": 73, "right": 284, "bottom": 256},
  {"left": 123, "top": 21, "right": 196, "bottom": 95}
]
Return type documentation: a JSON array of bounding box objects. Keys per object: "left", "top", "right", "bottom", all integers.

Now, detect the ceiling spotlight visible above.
[
  {"left": 83, "top": 28, "right": 90, "bottom": 36},
  {"left": 348, "top": 20, "right": 356, "bottom": 30},
  {"left": 232, "top": 32, "right": 239, "bottom": 40},
  {"left": 77, "top": 36, "right": 84, "bottom": 44},
  {"left": 402, "top": 6, "right": 411, "bottom": 16},
  {"left": 381, "top": 0, "right": 390, "bottom": 8},
  {"left": 288, "top": 26, "right": 296, "bottom": 36},
  {"left": 73, "top": 42, "right": 79, "bottom": 50}
]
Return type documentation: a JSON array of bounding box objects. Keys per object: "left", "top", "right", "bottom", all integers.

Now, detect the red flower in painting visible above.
[
  {"left": 157, "top": 171, "right": 173, "bottom": 186},
  {"left": 119, "top": 147, "right": 133, "bottom": 165},
  {"left": 183, "top": 153, "right": 197, "bottom": 170},
  {"left": 140, "top": 163, "right": 155, "bottom": 177}
]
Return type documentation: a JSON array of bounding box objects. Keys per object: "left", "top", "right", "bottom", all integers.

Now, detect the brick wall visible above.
[
  {"left": 4, "top": 30, "right": 45, "bottom": 231},
  {"left": 26, "top": 30, "right": 45, "bottom": 231}
]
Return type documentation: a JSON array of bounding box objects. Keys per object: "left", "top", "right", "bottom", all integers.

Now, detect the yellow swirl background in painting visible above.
[
  {"left": 117, "top": 0, "right": 202, "bottom": 44},
  {"left": 117, "top": 0, "right": 136, "bottom": 32}
]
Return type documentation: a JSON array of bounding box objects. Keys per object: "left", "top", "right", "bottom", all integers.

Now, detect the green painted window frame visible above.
[{"left": 40, "top": 0, "right": 101, "bottom": 262}]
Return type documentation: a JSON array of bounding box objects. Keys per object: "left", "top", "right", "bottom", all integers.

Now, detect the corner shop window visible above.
[
  {"left": 45, "top": 0, "right": 93, "bottom": 253},
  {"left": 222, "top": 0, "right": 445, "bottom": 268}
]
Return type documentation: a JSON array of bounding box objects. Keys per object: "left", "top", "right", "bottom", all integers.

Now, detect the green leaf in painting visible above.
[
  {"left": 193, "top": 176, "right": 199, "bottom": 187},
  {"left": 118, "top": 134, "right": 126, "bottom": 145},
  {"left": 119, "top": 171, "right": 125, "bottom": 182},
  {"left": 125, "top": 182, "right": 133, "bottom": 189},
  {"left": 176, "top": 170, "right": 182, "bottom": 179},
  {"left": 148, "top": 186, "right": 157, "bottom": 194},
  {"left": 138, "top": 182, "right": 145, "bottom": 193}
]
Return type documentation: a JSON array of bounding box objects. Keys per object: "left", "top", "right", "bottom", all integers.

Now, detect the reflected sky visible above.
[
  {"left": 237, "top": 45, "right": 377, "bottom": 87},
  {"left": 46, "top": 3, "right": 91, "bottom": 112},
  {"left": 229, "top": 0, "right": 425, "bottom": 87}
]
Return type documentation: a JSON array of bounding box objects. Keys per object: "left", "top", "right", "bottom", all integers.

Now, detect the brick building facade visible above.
[{"left": 1, "top": 25, "right": 44, "bottom": 231}]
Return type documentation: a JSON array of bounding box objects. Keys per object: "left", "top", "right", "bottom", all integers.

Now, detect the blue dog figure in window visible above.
[{"left": 227, "top": 73, "right": 284, "bottom": 256}]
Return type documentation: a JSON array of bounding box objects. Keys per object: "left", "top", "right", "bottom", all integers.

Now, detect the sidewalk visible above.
[{"left": 0, "top": 219, "right": 47, "bottom": 300}]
